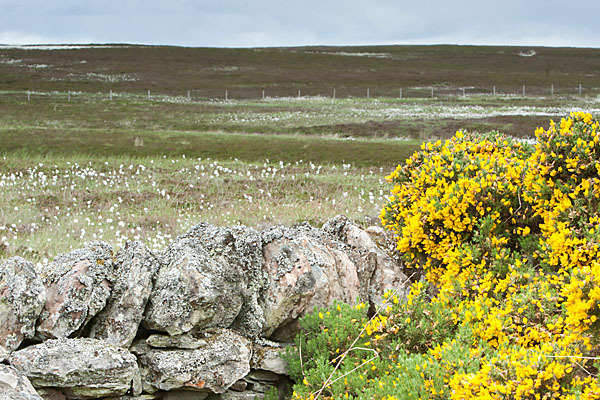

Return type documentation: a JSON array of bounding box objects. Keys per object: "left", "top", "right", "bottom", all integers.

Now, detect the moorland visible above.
[{"left": 1, "top": 43, "right": 599, "bottom": 262}]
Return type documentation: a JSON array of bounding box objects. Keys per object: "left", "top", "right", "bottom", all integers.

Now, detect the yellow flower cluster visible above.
[
  {"left": 381, "top": 129, "right": 531, "bottom": 289},
  {"left": 381, "top": 113, "right": 600, "bottom": 399}
]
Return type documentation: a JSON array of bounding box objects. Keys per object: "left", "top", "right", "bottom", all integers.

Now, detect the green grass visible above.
[
  {"left": 0, "top": 127, "right": 421, "bottom": 168},
  {"left": 0, "top": 155, "right": 393, "bottom": 263},
  {"left": 2, "top": 93, "right": 597, "bottom": 144},
  {"left": 1, "top": 43, "right": 599, "bottom": 264}
]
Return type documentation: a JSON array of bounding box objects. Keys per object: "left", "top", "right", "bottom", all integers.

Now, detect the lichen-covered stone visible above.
[
  {"left": 0, "top": 257, "right": 45, "bottom": 360},
  {"left": 8, "top": 338, "right": 138, "bottom": 399},
  {"left": 137, "top": 328, "right": 252, "bottom": 394},
  {"left": 143, "top": 240, "right": 239, "bottom": 336},
  {"left": 145, "top": 333, "right": 209, "bottom": 349},
  {"left": 261, "top": 224, "right": 361, "bottom": 339},
  {"left": 250, "top": 344, "right": 288, "bottom": 375},
  {"left": 36, "top": 242, "right": 115, "bottom": 340},
  {"left": 89, "top": 241, "right": 160, "bottom": 347},
  {"left": 323, "top": 215, "right": 410, "bottom": 306},
  {"left": 144, "top": 224, "right": 266, "bottom": 337},
  {"left": 180, "top": 224, "right": 267, "bottom": 339},
  {"left": 0, "top": 364, "right": 43, "bottom": 400}
]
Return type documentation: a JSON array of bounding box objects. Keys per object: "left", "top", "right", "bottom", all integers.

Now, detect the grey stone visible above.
[
  {"left": 244, "top": 370, "right": 280, "bottom": 384},
  {"left": 137, "top": 328, "right": 252, "bottom": 394},
  {"left": 145, "top": 333, "right": 209, "bottom": 349},
  {"left": 0, "top": 257, "right": 46, "bottom": 360},
  {"left": 323, "top": 215, "right": 410, "bottom": 307},
  {"left": 129, "top": 339, "right": 151, "bottom": 356},
  {"left": 260, "top": 224, "right": 361, "bottom": 339},
  {"left": 250, "top": 344, "right": 288, "bottom": 375},
  {"left": 144, "top": 224, "right": 266, "bottom": 337},
  {"left": 89, "top": 241, "right": 160, "bottom": 347},
  {"left": 8, "top": 338, "right": 138, "bottom": 399},
  {"left": 229, "top": 380, "right": 248, "bottom": 392},
  {"left": 0, "top": 364, "right": 43, "bottom": 400},
  {"left": 36, "top": 242, "right": 115, "bottom": 340},
  {"left": 132, "top": 366, "right": 143, "bottom": 396},
  {"left": 177, "top": 224, "right": 268, "bottom": 340}
]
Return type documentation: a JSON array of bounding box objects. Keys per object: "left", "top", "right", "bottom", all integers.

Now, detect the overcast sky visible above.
[{"left": 1, "top": 0, "right": 599, "bottom": 48}]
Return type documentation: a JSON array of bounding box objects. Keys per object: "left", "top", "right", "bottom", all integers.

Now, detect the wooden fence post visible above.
[
  {"left": 493, "top": 86, "right": 496, "bottom": 95},
  {"left": 399, "top": 88, "right": 402, "bottom": 99},
  {"left": 551, "top": 84, "right": 554, "bottom": 96},
  {"left": 109, "top": 89, "right": 112, "bottom": 101},
  {"left": 523, "top": 85, "right": 526, "bottom": 96},
  {"left": 27, "top": 90, "right": 30, "bottom": 101},
  {"left": 367, "top": 88, "right": 370, "bottom": 98},
  {"left": 225, "top": 90, "right": 228, "bottom": 101}
]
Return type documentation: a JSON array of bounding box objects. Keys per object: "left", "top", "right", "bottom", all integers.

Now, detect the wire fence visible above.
[{"left": 2, "top": 84, "right": 599, "bottom": 103}]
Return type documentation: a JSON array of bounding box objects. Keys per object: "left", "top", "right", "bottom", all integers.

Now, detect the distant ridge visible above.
[{"left": 1, "top": 44, "right": 598, "bottom": 97}]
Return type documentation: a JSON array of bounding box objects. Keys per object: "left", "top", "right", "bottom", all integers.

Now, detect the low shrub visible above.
[{"left": 286, "top": 112, "right": 600, "bottom": 399}]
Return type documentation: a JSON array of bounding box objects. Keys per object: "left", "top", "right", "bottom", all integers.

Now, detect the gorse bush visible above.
[{"left": 287, "top": 112, "right": 600, "bottom": 399}]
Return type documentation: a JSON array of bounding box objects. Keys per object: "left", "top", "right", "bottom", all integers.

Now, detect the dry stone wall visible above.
[{"left": 0, "top": 215, "right": 409, "bottom": 400}]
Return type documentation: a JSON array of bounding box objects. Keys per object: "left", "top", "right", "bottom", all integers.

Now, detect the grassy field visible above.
[
  {"left": 2, "top": 44, "right": 600, "bottom": 97},
  {"left": 1, "top": 44, "right": 599, "bottom": 263},
  {"left": 2, "top": 93, "right": 599, "bottom": 141},
  {"left": 0, "top": 155, "right": 394, "bottom": 263}
]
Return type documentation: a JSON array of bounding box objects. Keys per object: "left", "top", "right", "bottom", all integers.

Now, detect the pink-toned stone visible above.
[
  {"left": 0, "top": 257, "right": 45, "bottom": 361},
  {"left": 0, "top": 364, "right": 43, "bottom": 400},
  {"left": 144, "top": 224, "right": 266, "bottom": 338},
  {"left": 36, "top": 242, "right": 115, "bottom": 340},
  {"left": 89, "top": 241, "right": 160, "bottom": 347},
  {"left": 323, "top": 215, "right": 410, "bottom": 306},
  {"left": 261, "top": 224, "right": 361, "bottom": 339}
]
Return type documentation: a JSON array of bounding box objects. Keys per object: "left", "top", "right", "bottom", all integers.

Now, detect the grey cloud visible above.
[{"left": 0, "top": 0, "right": 598, "bottom": 47}]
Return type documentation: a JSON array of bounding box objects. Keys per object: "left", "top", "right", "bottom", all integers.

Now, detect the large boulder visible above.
[
  {"left": 9, "top": 338, "right": 138, "bottom": 399},
  {"left": 180, "top": 224, "right": 267, "bottom": 339},
  {"left": 89, "top": 241, "right": 160, "bottom": 347},
  {"left": 144, "top": 224, "right": 266, "bottom": 337},
  {"left": 323, "top": 216, "right": 410, "bottom": 306},
  {"left": 135, "top": 328, "right": 252, "bottom": 394},
  {"left": 260, "top": 224, "right": 361, "bottom": 339},
  {"left": 0, "top": 364, "right": 43, "bottom": 400},
  {"left": 0, "top": 257, "right": 46, "bottom": 361},
  {"left": 36, "top": 242, "right": 115, "bottom": 340}
]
